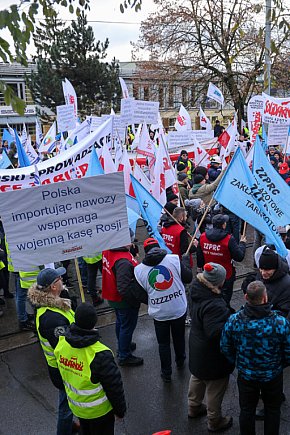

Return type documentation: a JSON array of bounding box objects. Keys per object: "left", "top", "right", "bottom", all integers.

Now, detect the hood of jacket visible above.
[
  {"left": 191, "top": 183, "right": 203, "bottom": 194},
  {"left": 142, "top": 247, "right": 167, "bottom": 266},
  {"left": 65, "top": 323, "right": 101, "bottom": 348},
  {"left": 258, "top": 255, "right": 289, "bottom": 283},
  {"left": 28, "top": 284, "right": 72, "bottom": 311},
  {"left": 205, "top": 227, "right": 229, "bottom": 242},
  {"left": 243, "top": 302, "right": 272, "bottom": 319},
  {"left": 190, "top": 273, "right": 222, "bottom": 303}
]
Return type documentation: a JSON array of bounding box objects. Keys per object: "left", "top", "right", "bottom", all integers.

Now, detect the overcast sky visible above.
[{"left": 0, "top": 0, "right": 157, "bottom": 62}]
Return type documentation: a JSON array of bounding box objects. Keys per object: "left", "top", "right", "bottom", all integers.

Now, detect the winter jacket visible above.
[
  {"left": 132, "top": 247, "right": 193, "bottom": 304},
  {"left": 59, "top": 323, "right": 126, "bottom": 418},
  {"left": 242, "top": 256, "right": 290, "bottom": 317},
  {"left": 110, "top": 247, "right": 141, "bottom": 309},
  {"left": 28, "top": 285, "right": 73, "bottom": 389},
  {"left": 160, "top": 219, "right": 195, "bottom": 255},
  {"left": 189, "top": 171, "right": 224, "bottom": 205},
  {"left": 188, "top": 274, "right": 234, "bottom": 380},
  {"left": 208, "top": 165, "right": 222, "bottom": 182},
  {"left": 221, "top": 303, "right": 290, "bottom": 382},
  {"left": 177, "top": 181, "right": 189, "bottom": 202},
  {"left": 197, "top": 227, "right": 246, "bottom": 274}
]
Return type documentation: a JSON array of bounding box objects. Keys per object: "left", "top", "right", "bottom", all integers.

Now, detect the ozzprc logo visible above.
[{"left": 148, "top": 265, "right": 173, "bottom": 291}]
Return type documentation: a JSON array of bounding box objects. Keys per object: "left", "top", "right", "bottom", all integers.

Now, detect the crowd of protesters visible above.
[{"left": 1, "top": 121, "right": 290, "bottom": 435}]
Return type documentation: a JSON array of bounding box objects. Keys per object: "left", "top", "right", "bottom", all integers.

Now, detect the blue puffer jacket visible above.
[{"left": 221, "top": 303, "right": 290, "bottom": 382}]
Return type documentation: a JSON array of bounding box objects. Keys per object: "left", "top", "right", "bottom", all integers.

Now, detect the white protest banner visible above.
[
  {"left": 247, "top": 95, "right": 264, "bottom": 145},
  {"left": 0, "top": 118, "right": 113, "bottom": 192},
  {"left": 121, "top": 99, "right": 159, "bottom": 125},
  {"left": 57, "top": 104, "right": 77, "bottom": 133},
  {"left": 167, "top": 131, "right": 191, "bottom": 148},
  {"left": 262, "top": 93, "right": 290, "bottom": 125},
  {"left": 0, "top": 172, "right": 130, "bottom": 270},
  {"left": 191, "top": 130, "right": 214, "bottom": 142},
  {"left": 89, "top": 116, "right": 103, "bottom": 132},
  {"left": 267, "top": 124, "right": 289, "bottom": 146}
]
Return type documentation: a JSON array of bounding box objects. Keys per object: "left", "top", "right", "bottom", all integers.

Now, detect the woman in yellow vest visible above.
[
  {"left": 28, "top": 267, "right": 78, "bottom": 435},
  {"left": 54, "top": 303, "right": 126, "bottom": 435}
]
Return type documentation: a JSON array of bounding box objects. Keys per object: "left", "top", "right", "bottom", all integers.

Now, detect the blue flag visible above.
[
  {"left": 2, "top": 128, "right": 14, "bottom": 147},
  {"left": 86, "top": 146, "right": 104, "bottom": 177},
  {"left": 130, "top": 175, "right": 170, "bottom": 252},
  {"left": 214, "top": 148, "right": 287, "bottom": 257},
  {"left": 14, "top": 129, "right": 31, "bottom": 167},
  {"left": 0, "top": 149, "right": 12, "bottom": 169},
  {"left": 252, "top": 137, "right": 290, "bottom": 226},
  {"left": 126, "top": 194, "right": 141, "bottom": 234}
]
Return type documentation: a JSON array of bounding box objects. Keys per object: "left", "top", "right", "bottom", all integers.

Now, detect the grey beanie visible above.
[{"left": 203, "top": 263, "right": 226, "bottom": 286}]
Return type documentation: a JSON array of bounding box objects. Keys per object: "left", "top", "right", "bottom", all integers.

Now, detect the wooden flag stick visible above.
[
  {"left": 74, "top": 258, "right": 85, "bottom": 303},
  {"left": 242, "top": 221, "right": 247, "bottom": 238}
]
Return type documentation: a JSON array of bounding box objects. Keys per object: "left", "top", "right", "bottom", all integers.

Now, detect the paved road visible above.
[{"left": 1, "top": 310, "right": 290, "bottom": 435}]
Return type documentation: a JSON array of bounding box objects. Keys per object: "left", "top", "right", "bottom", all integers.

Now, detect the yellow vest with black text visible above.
[
  {"left": 83, "top": 253, "right": 102, "bottom": 265},
  {"left": 54, "top": 336, "right": 113, "bottom": 419},
  {"left": 19, "top": 266, "right": 41, "bottom": 288},
  {"left": 36, "top": 307, "right": 75, "bottom": 368},
  {"left": 4, "top": 237, "right": 14, "bottom": 272}
]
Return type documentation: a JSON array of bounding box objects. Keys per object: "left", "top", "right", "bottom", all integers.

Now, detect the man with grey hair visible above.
[{"left": 221, "top": 280, "right": 290, "bottom": 435}]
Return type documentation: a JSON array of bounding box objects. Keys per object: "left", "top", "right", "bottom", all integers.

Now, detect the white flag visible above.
[
  {"left": 137, "top": 123, "right": 156, "bottom": 158},
  {"left": 199, "top": 106, "right": 211, "bottom": 130},
  {"left": 207, "top": 82, "right": 224, "bottom": 106},
  {"left": 174, "top": 104, "right": 192, "bottom": 131},
  {"left": 101, "top": 142, "right": 117, "bottom": 174},
  {"left": 192, "top": 137, "right": 211, "bottom": 167},
  {"left": 119, "top": 77, "right": 130, "bottom": 99},
  {"left": 133, "top": 163, "right": 152, "bottom": 193},
  {"left": 21, "top": 124, "right": 28, "bottom": 146},
  {"left": 35, "top": 119, "right": 43, "bottom": 148},
  {"left": 62, "top": 78, "right": 78, "bottom": 120},
  {"left": 131, "top": 124, "right": 142, "bottom": 151},
  {"left": 39, "top": 122, "right": 57, "bottom": 154},
  {"left": 25, "top": 135, "right": 40, "bottom": 164}
]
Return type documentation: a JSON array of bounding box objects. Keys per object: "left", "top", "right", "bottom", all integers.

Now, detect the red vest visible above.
[
  {"left": 161, "top": 224, "right": 184, "bottom": 257},
  {"left": 199, "top": 233, "right": 233, "bottom": 279},
  {"left": 102, "top": 250, "right": 138, "bottom": 302}
]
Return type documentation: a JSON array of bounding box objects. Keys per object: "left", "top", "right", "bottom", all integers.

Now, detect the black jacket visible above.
[
  {"left": 132, "top": 248, "right": 193, "bottom": 304},
  {"left": 111, "top": 247, "right": 141, "bottom": 309},
  {"left": 197, "top": 227, "right": 246, "bottom": 271},
  {"left": 242, "top": 256, "right": 290, "bottom": 317},
  {"left": 58, "top": 324, "right": 126, "bottom": 418},
  {"left": 188, "top": 274, "right": 235, "bottom": 380}
]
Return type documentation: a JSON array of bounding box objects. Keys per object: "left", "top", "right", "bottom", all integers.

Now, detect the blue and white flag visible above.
[
  {"left": 126, "top": 194, "right": 141, "bottom": 233},
  {"left": 252, "top": 137, "right": 290, "bottom": 226},
  {"left": 261, "top": 125, "right": 268, "bottom": 151},
  {"left": 214, "top": 148, "right": 287, "bottom": 257},
  {"left": 33, "top": 164, "right": 41, "bottom": 186},
  {"left": 0, "top": 149, "right": 12, "bottom": 169},
  {"left": 2, "top": 128, "right": 14, "bottom": 147},
  {"left": 130, "top": 175, "right": 170, "bottom": 252},
  {"left": 14, "top": 129, "right": 31, "bottom": 168},
  {"left": 207, "top": 82, "right": 224, "bottom": 106},
  {"left": 86, "top": 146, "right": 104, "bottom": 177}
]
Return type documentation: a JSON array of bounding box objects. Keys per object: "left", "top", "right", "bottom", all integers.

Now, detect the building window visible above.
[
  {"left": 168, "top": 85, "right": 174, "bottom": 107},
  {"left": 159, "top": 86, "right": 164, "bottom": 108},
  {"left": 143, "top": 85, "right": 149, "bottom": 101}
]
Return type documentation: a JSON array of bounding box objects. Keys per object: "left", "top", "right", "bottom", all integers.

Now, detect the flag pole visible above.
[
  {"left": 163, "top": 208, "right": 192, "bottom": 239},
  {"left": 185, "top": 196, "right": 215, "bottom": 255},
  {"left": 242, "top": 222, "right": 247, "bottom": 238},
  {"left": 74, "top": 258, "right": 85, "bottom": 303}
]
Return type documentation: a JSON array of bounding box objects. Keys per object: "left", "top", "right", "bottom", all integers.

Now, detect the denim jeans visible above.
[
  {"left": 14, "top": 273, "right": 28, "bottom": 323},
  {"left": 154, "top": 313, "right": 186, "bottom": 376},
  {"left": 115, "top": 307, "right": 139, "bottom": 360},
  {"left": 57, "top": 389, "right": 73, "bottom": 435},
  {"left": 238, "top": 373, "right": 283, "bottom": 435}
]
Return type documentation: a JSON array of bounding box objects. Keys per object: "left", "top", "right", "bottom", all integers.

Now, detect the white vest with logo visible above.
[{"left": 134, "top": 254, "right": 187, "bottom": 321}]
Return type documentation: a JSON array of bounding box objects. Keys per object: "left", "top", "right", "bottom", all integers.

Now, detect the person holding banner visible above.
[{"left": 28, "top": 267, "right": 77, "bottom": 435}]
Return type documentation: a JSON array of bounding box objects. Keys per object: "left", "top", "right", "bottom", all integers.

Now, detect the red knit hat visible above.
[{"left": 143, "top": 237, "right": 159, "bottom": 253}]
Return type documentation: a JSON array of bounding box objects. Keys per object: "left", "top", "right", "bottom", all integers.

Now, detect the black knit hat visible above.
[
  {"left": 75, "top": 303, "right": 97, "bottom": 330},
  {"left": 177, "top": 173, "right": 188, "bottom": 182},
  {"left": 194, "top": 166, "right": 208, "bottom": 177},
  {"left": 259, "top": 248, "right": 278, "bottom": 270},
  {"left": 167, "top": 191, "right": 179, "bottom": 202},
  {"left": 194, "top": 174, "right": 205, "bottom": 184}
]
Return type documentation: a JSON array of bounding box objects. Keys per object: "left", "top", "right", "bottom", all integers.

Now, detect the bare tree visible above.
[{"left": 134, "top": 0, "right": 290, "bottom": 122}]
